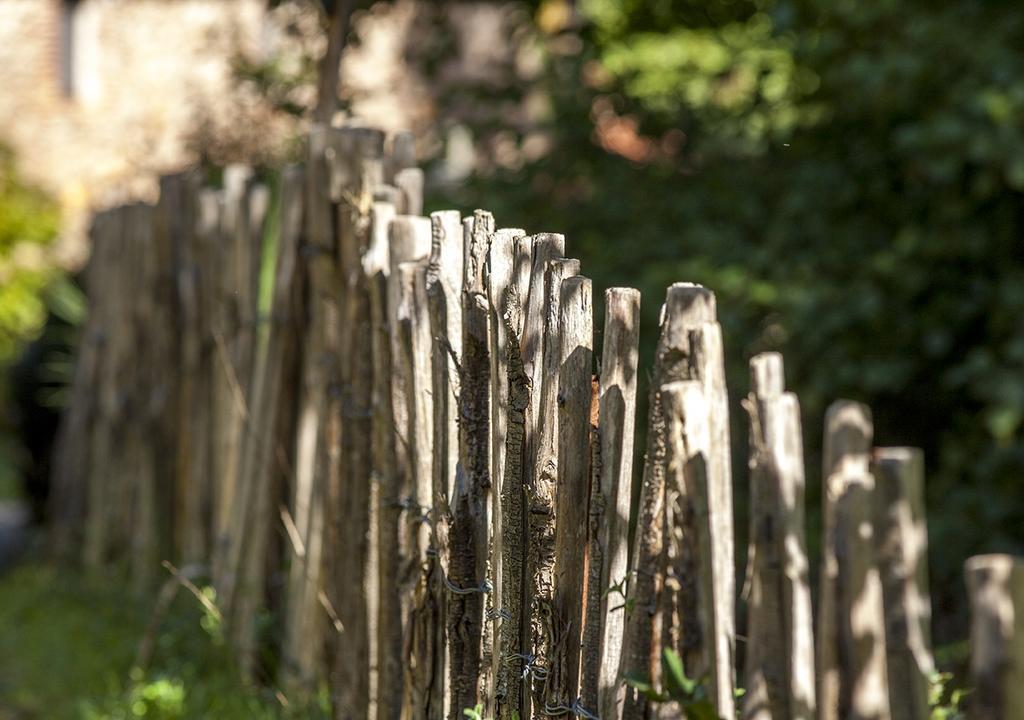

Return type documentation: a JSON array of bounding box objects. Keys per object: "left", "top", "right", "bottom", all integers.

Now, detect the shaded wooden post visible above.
[
  {"left": 965, "top": 554, "right": 1024, "bottom": 720},
  {"left": 330, "top": 128, "right": 386, "bottom": 720},
  {"left": 818, "top": 401, "right": 890, "bottom": 720},
  {"left": 742, "top": 352, "right": 815, "bottom": 720},
  {"left": 547, "top": 275, "right": 594, "bottom": 712},
  {"left": 426, "top": 209, "right": 464, "bottom": 720},
  {"left": 228, "top": 165, "right": 306, "bottom": 677},
  {"left": 282, "top": 125, "right": 335, "bottom": 694},
  {"left": 368, "top": 202, "right": 404, "bottom": 720},
  {"left": 873, "top": 448, "right": 932, "bottom": 720},
  {"left": 579, "top": 287, "right": 640, "bottom": 720},
  {"left": 494, "top": 231, "right": 534, "bottom": 720},
  {"left": 621, "top": 283, "right": 735, "bottom": 720}
]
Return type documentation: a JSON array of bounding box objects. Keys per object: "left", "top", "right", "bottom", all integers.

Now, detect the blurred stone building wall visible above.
[{"left": 0, "top": 0, "right": 273, "bottom": 266}]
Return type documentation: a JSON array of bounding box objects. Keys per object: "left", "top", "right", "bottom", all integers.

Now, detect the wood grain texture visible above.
[{"left": 548, "top": 275, "right": 594, "bottom": 711}]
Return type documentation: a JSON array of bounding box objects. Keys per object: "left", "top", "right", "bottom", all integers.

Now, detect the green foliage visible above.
[
  {"left": 929, "top": 671, "right": 967, "bottom": 720},
  {"left": 622, "top": 649, "right": 718, "bottom": 719},
  {"left": 0, "top": 146, "right": 61, "bottom": 363},
  {"left": 0, "top": 562, "right": 326, "bottom": 719},
  {"left": 445, "top": 0, "right": 1024, "bottom": 640}
]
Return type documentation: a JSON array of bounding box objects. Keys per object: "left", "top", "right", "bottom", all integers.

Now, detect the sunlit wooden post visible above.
[
  {"left": 966, "top": 554, "right": 1024, "bottom": 720},
  {"left": 818, "top": 400, "right": 890, "bottom": 720},
  {"left": 742, "top": 352, "right": 815, "bottom": 720}
]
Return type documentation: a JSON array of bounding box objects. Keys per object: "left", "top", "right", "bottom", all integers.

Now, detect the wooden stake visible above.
[
  {"left": 965, "top": 554, "right": 1024, "bottom": 720},
  {"left": 548, "top": 275, "right": 594, "bottom": 710},
  {"left": 818, "top": 400, "right": 890, "bottom": 720},
  {"left": 873, "top": 447, "right": 932, "bottom": 720},
  {"left": 742, "top": 352, "right": 815, "bottom": 720},
  {"left": 582, "top": 287, "right": 641, "bottom": 720}
]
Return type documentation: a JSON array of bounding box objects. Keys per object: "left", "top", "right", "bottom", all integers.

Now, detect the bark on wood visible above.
[
  {"left": 818, "top": 400, "right": 890, "bottom": 720},
  {"left": 582, "top": 287, "right": 641, "bottom": 720},
  {"left": 872, "top": 447, "right": 932, "bottom": 720},
  {"left": 742, "top": 352, "right": 815, "bottom": 720},
  {"left": 965, "top": 554, "right": 1024, "bottom": 720},
  {"left": 548, "top": 275, "right": 594, "bottom": 711},
  {"left": 447, "top": 210, "right": 495, "bottom": 719},
  {"left": 494, "top": 231, "right": 533, "bottom": 720}
]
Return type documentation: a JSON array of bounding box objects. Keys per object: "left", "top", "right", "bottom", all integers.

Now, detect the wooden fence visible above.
[{"left": 47, "top": 123, "right": 1023, "bottom": 720}]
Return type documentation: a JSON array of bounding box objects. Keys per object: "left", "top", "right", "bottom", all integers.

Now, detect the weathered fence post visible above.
[
  {"left": 580, "top": 287, "right": 640, "bottom": 720},
  {"left": 547, "top": 275, "right": 593, "bottom": 712},
  {"left": 427, "top": 209, "right": 464, "bottom": 720},
  {"left": 965, "top": 554, "right": 1024, "bottom": 720},
  {"left": 873, "top": 447, "right": 932, "bottom": 720},
  {"left": 742, "top": 352, "right": 815, "bottom": 720},
  {"left": 494, "top": 231, "right": 534, "bottom": 720},
  {"left": 818, "top": 400, "right": 890, "bottom": 720},
  {"left": 622, "top": 283, "right": 735, "bottom": 720}
]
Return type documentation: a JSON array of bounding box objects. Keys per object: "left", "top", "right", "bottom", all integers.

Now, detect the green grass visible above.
[{"left": 0, "top": 561, "right": 325, "bottom": 719}]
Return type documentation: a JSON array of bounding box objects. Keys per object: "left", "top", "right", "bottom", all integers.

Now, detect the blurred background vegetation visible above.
[{"left": 2, "top": 0, "right": 1023, "bottom": 713}]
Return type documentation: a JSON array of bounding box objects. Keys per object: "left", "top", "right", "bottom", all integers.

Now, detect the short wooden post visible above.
[
  {"left": 818, "top": 401, "right": 891, "bottom": 720},
  {"left": 742, "top": 352, "right": 815, "bottom": 720},
  {"left": 873, "top": 447, "right": 932, "bottom": 720},
  {"left": 548, "top": 275, "right": 594, "bottom": 711},
  {"left": 965, "top": 554, "right": 1024, "bottom": 720},
  {"left": 580, "top": 287, "right": 640, "bottom": 720}
]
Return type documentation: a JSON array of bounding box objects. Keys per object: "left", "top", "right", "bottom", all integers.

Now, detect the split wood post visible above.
[
  {"left": 818, "top": 400, "right": 891, "bottom": 720},
  {"left": 873, "top": 448, "right": 932, "bottom": 720},
  {"left": 494, "top": 231, "right": 534, "bottom": 720},
  {"left": 282, "top": 124, "right": 334, "bottom": 694},
  {"left": 526, "top": 253, "right": 577, "bottom": 718},
  {"left": 742, "top": 352, "right": 815, "bottom": 720},
  {"left": 333, "top": 127, "right": 386, "bottom": 720},
  {"left": 485, "top": 227, "right": 525, "bottom": 711},
  {"left": 548, "top": 275, "right": 594, "bottom": 712},
  {"left": 580, "top": 287, "right": 641, "bottom": 720},
  {"left": 965, "top": 554, "right": 1024, "bottom": 720},
  {"left": 621, "top": 282, "right": 735, "bottom": 720},
  {"left": 227, "top": 165, "right": 306, "bottom": 678},
  {"left": 402, "top": 259, "right": 447, "bottom": 720},
  {"left": 447, "top": 211, "right": 495, "bottom": 717},
  {"left": 426, "top": 208, "right": 464, "bottom": 720}
]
